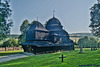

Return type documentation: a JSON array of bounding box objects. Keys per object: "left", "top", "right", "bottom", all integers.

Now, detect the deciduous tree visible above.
[
  {"left": 18, "top": 19, "right": 30, "bottom": 44},
  {"left": 0, "top": 0, "right": 13, "bottom": 40},
  {"left": 89, "top": 0, "right": 100, "bottom": 37}
]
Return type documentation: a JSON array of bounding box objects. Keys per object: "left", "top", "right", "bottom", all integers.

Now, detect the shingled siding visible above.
[{"left": 21, "top": 17, "right": 75, "bottom": 54}]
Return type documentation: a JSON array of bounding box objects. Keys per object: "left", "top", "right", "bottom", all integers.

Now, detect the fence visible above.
[{"left": 0, "top": 47, "right": 23, "bottom": 52}]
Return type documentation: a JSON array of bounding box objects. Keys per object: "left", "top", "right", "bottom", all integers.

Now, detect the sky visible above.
[{"left": 10, "top": 0, "right": 97, "bottom": 34}]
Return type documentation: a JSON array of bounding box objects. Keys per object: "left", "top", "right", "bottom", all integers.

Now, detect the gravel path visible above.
[{"left": 0, "top": 52, "right": 34, "bottom": 63}]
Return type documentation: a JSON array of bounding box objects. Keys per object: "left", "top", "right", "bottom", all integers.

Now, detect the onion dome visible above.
[
  {"left": 45, "top": 17, "right": 63, "bottom": 30},
  {"left": 45, "top": 17, "right": 69, "bottom": 36}
]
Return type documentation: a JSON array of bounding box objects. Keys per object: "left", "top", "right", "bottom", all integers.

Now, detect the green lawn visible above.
[
  {"left": 0, "top": 50, "right": 24, "bottom": 56},
  {"left": 0, "top": 48, "right": 100, "bottom": 67}
]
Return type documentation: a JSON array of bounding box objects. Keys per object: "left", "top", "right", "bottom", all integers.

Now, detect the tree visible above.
[
  {"left": 31, "top": 20, "right": 37, "bottom": 25},
  {"left": 3, "top": 39, "right": 12, "bottom": 51},
  {"left": 83, "top": 36, "right": 90, "bottom": 47},
  {"left": 78, "top": 36, "right": 98, "bottom": 52},
  {"left": 89, "top": 37, "right": 98, "bottom": 50},
  {"left": 3, "top": 41, "right": 8, "bottom": 51},
  {"left": 11, "top": 39, "right": 18, "bottom": 50},
  {"left": 78, "top": 36, "right": 95, "bottom": 52},
  {"left": 18, "top": 19, "right": 30, "bottom": 44},
  {"left": 20, "top": 19, "right": 30, "bottom": 34},
  {"left": 3, "top": 38, "right": 19, "bottom": 51},
  {"left": 3, "top": 39, "right": 12, "bottom": 47},
  {"left": 3, "top": 41, "right": 8, "bottom": 47},
  {"left": 78, "top": 38, "right": 83, "bottom": 53},
  {"left": 3, "top": 38, "right": 19, "bottom": 47},
  {"left": 12, "top": 39, "right": 18, "bottom": 47},
  {"left": 0, "top": 0, "right": 13, "bottom": 40},
  {"left": 0, "top": 16, "right": 2, "bottom": 22},
  {"left": 8, "top": 39, "right": 12, "bottom": 47},
  {"left": 97, "top": 40, "right": 100, "bottom": 49},
  {"left": 78, "top": 36, "right": 90, "bottom": 53},
  {"left": 89, "top": 0, "right": 100, "bottom": 37},
  {"left": 77, "top": 37, "right": 88, "bottom": 53}
]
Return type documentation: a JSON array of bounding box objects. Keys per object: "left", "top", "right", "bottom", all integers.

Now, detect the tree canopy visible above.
[
  {"left": 0, "top": 0, "right": 13, "bottom": 40},
  {"left": 78, "top": 36, "right": 90, "bottom": 47},
  {"left": 3, "top": 39, "right": 19, "bottom": 47},
  {"left": 89, "top": 0, "right": 100, "bottom": 37},
  {"left": 78, "top": 36, "right": 98, "bottom": 48},
  {"left": 18, "top": 19, "right": 30, "bottom": 44},
  {"left": 20, "top": 19, "right": 30, "bottom": 34}
]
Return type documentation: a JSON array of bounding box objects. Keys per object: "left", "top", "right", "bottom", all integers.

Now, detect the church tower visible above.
[{"left": 45, "top": 13, "right": 71, "bottom": 44}]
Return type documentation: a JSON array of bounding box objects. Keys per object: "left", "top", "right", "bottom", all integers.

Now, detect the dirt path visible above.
[{"left": 0, "top": 52, "right": 34, "bottom": 63}]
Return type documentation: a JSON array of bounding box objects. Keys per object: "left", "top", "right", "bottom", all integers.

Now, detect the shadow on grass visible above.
[
  {"left": 77, "top": 52, "right": 89, "bottom": 54},
  {"left": 0, "top": 52, "right": 23, "bottom": 56}
]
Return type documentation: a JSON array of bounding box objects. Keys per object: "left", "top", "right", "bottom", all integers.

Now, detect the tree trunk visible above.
[
  {"left": 80, "top": 46, "right": 83, "bottom": 53},
  {"left": 93, "top": 47, "right": 95, "bottom": 50},
  {"left": 91, "top": 47, "right": 93, "bottom": 51},
  {"left": 93, "top": 47, "right": 96, "bottom": 50},
  {"left": 13, "top": 47, "right": 15, "bottom": 50},
  {"left": 5, "top": 47, "right": 7, "bottom": 51},
  {"left": 98, "top": 45, "right": 99, "bottom": 49},
  {"left": 96, "top": 46, "right": 97, "bottom": 50}
]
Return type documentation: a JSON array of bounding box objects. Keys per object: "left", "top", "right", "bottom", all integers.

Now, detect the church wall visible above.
[
  {"left": 61, "top": 37, "right": 70, "bottom": 43},
  {"left": 35, "top": 31, "right": 49, "bottom": 40},
  {"left": 21, "top": 17, "right": 75, "bottom": 54},
  {"left": 30, "top": 46, "right": 74, "bottom": 54},
  {"left": 26, "top": 31, "right": 35, "bottom": 41}
]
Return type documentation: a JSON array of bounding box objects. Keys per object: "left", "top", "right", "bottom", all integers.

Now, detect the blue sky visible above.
[{"left": 10, "top": 0, "right": 97, "bottom": 34}]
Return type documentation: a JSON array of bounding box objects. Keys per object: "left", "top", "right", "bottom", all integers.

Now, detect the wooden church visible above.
[{"left": 20, "top": 16, "right": 75, "bottom": 54}]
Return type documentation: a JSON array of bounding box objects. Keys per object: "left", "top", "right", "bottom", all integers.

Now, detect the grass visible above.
[
  {"left": 0, "top": 48, "right": 100, "bottom": 67},
  {"left": 0, "top": 50, "right": 24, "bottom": 56}
]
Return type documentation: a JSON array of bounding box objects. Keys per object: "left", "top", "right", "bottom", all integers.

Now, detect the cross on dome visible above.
[
  {"left": 37, "top": 16, "right": 38, "bottom": 21},
  {"left": 53, "top": 10, "right": 55, "bottom": 17}
]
